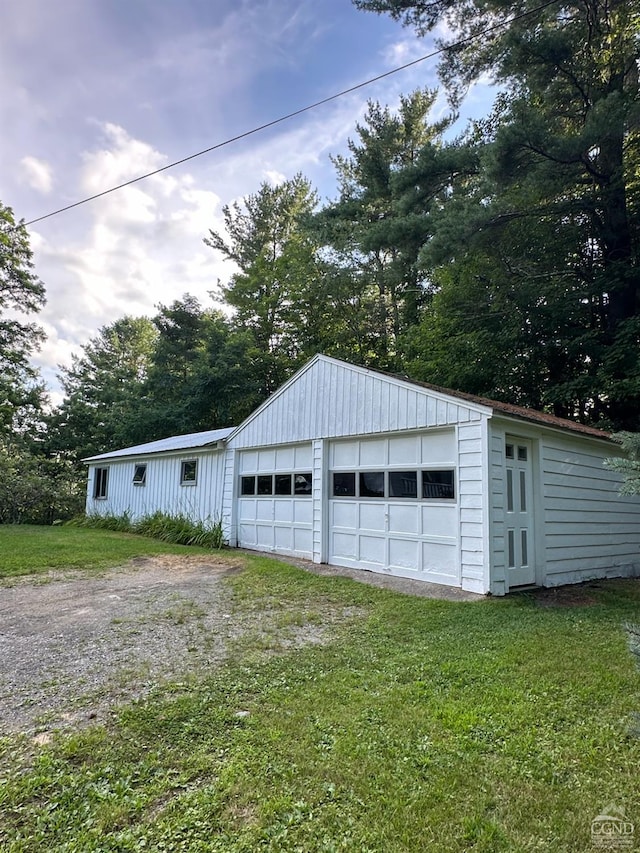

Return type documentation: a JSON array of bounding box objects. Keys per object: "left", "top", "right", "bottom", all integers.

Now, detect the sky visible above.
[{"left": 0, "top": 0, "right": 494, "bottom": 404}]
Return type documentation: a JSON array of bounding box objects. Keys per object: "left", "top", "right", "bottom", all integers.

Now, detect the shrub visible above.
[
  {"left": 69, "top": 511, "right": 225, "bottom": 549},
  {"left": 0, "top": 439, "right": 86, "bottom": 524}
]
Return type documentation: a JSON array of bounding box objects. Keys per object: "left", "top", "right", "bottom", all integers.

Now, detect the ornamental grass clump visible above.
[{"left": 71, "top": 511, "right": 225, "bottom": 549}]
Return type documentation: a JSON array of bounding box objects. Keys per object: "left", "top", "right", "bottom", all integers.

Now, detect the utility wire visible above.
[{"left": 20, "top": 0, "right": 557, "bottom": 230}]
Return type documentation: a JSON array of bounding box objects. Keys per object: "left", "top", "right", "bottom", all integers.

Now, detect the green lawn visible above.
[
  {"left": 1, "top": 529, "right": 639, "bottom": 851},
  {"left": 0, "top": 524, "right": 212, "bottom": 579}
]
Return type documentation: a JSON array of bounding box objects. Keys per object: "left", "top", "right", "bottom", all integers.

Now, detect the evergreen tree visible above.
[
  {"left": 355, "top": 0, "right": 640, "bottom": 427},
  {"left": 318, "top": 90, "right": 453, "bottom": 369},
  {"left": 205, "top": 175, "right": 322, "bottom": 395}
]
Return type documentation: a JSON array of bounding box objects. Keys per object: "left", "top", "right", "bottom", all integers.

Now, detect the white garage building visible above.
[{"left": 85, "top": 355, "right": 640, "bottom": 595}]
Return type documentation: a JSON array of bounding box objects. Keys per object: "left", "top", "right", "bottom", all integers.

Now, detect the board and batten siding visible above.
[
  {"left": 229, "top": 356, "right": 483, "bottom": 450},
  {"left": 86, "top": 449, "right": 226, "bottom": 523},
  {"left": 458, "top": 420, "right": 491, "bottom": 594},
  {"left": 541, "top": 437, "right": 640, "bottom": 585}
]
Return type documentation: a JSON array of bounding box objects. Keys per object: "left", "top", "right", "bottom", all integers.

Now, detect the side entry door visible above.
[{"left": 505, "top": 438, "right": 535, "bottom": 587}]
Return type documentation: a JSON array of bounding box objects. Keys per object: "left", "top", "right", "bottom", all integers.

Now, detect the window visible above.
[
  {"left": 359, "top": 471, "right": 385, "bottom": 498},
  {"left": 294, "top": 472, "right": 312, "bottom": 495},
  {"left": 239, "top": 471, "right": 312, "bottom": 497},
  {"left": 93, "top": 467, "right": 109, "bottom": 499},
  {"left": 132, "top": 464, "right": 147, "bottom": 486},
  {"left": 505, "top": 443, "right": 514, "bottom": 459},
  {"left": 389, "top": 471, "right": 417, "bottom": 499},
  {"left": 333, "top": 471, "right": 356, "bottom": 497},
  {"left": 257, "top": 475, "right": 273, "bottom": 495},
  {"left": 275, "top": 474, "right": 292, "bottom": 495},
  {"left": 241, "top": 476, "right": 255, "bottom": 496},
  {"left": 517, "top": 446, "right": 528, "bottom": 462},
  {"left": 180, "top": 460, "right": 197, "bottom": 485},
  {"left": 422, "top": 470, "right": 455, "bottom": 500}
]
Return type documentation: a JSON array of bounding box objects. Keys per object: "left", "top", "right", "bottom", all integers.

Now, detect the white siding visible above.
[
  {"left": 86, "top": 449, "right": 227, "bottom": 523},
  {"left": 541, "top": 437, "right": 640, "bottom": 585},
  {"left": 488, "top": 428, "right": 507, "bottom": 595},
  {"left": 230, "top": 356, "right": 485, "bottom": 449},
  {"left": 457, "top": 420, "right": 489, "bottom": 593}
]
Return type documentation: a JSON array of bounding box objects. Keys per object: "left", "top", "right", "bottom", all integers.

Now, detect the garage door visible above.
[
  {"left": 237, "top": 444, "right": 313, "bottom": 558},
  {"left": 329, "top": 432, "right": 459, "bottom": 585}
]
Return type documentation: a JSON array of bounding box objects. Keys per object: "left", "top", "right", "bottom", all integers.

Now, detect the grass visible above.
[
  {"left": 0, "top": 524, "right": 213, "bottom": 579},
  {"left": 1, "top": 534, "right": 639, "bottom": 851}
]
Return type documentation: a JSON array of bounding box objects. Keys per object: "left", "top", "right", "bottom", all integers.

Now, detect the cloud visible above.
[{"left": 20, "top": 156, "right": 53, "bottom": 193}]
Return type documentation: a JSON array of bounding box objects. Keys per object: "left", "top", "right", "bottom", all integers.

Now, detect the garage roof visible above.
[{"left": 83, "top": 427, "right": 236, "bottom": 462}]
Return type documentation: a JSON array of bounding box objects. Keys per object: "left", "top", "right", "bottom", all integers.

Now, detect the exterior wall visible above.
[
  {"left": 489, "top": 419, "right": 640, "bottom": 591},
  {"left": 458, "top": 419, "right": 490, "bottom": 594},
  {"left": 85, "top": 449, "right": 226, "bottom": 523},
  {"left": 230, "top": 356, "right": 486, "bottom": 449},
  {"left": 540, "top": 435, "right": 640, "bottom": 586}
]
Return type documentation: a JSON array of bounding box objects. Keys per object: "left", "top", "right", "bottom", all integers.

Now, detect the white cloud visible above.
[{"left": 20, "top": 156, "right": 53, "bottom": 193}]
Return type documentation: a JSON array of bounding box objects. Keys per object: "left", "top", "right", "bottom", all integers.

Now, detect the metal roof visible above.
[{"left": 83, "top": 427, "right": 236, "bottom": 463}]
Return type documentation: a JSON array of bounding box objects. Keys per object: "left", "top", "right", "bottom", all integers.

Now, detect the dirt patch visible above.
[
  {"left": 0, "top": 555, "right": 244, "bottom": 735},
  {"left": 0, "top": 554, "right": 352, "bottom": 737},
  {"left": 517, "top": 582, "right": 602, "bottom": 607}
]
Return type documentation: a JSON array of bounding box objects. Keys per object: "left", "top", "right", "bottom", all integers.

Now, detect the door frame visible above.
[{"left": 503, "top": 435, "right": 537, "bottom": 589}]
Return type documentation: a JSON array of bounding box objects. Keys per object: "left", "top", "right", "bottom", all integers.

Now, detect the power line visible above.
[{"left": 19, "top": 0, "right": 557, "bottom": 230}]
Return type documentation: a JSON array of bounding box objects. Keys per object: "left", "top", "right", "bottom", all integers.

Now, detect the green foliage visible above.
[
  {"left": 0, "top": 202, "right": 47, "bottom": 437},
  {"left": 604, "top": 432, "right": 640, "bottom": 495},
  {"left": 354, "top": 0, "right": 640, "bottom": 428},
  {"left": 1, "top": 557, "right": 640, "bottom": 849},
  {"left": 205, "top": 175, "right": 323, "bottom": 395},
  {"left": 73, "top": 510, "right": 226, "bottom": 550},
  {"left": 0, "top": 438, "right": 85, "bottom": 525},
  {"left": 317, "top": 90, "right": 451, "bottom": 370}
]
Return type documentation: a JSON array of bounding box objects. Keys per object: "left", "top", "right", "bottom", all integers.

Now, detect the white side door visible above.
[{"left": 505, "top": 437, "right": 535, "bottom": 587}]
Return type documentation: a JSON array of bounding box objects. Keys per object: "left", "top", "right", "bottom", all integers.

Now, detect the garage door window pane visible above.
[
  {"left": 422, "top": 470, "right": 455, "bottom": 499},
  {"left": 359, "top": 471, "right": 384, "bottom": 498},
  {"left": 275, "top": 474, "right": 292, "bottom": 495},
  {"left": 241, "top": 476, "right": 255, "bottom": 496},
  {"left": 333, "top": 472, "right": 356, "bottom": 497},
  {"left": 294, "top": 472, "right": 313, "bottom": 495},
  {"left": 389, "top": 471, "right": 417, "bottom": 498},
  {"left": 257, "top": 475, "right": 273, "bottom": 495}
]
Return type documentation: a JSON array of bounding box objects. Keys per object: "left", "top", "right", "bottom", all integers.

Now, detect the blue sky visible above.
[{"left": 0, "top": 0, "right": 493, "bottom": 401}]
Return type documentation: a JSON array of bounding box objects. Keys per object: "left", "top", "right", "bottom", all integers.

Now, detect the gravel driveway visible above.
[{"left": 0, "top": 555, "right": 248, "bottom": 737}]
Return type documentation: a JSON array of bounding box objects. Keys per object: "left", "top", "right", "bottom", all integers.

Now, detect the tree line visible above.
[{"left": 1, "top": 0, "right": 639, "bottom": 520}]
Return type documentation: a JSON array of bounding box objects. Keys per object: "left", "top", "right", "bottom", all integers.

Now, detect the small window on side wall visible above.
[
  {"left": 93, "top": 467, "right": 109, "bottom": 499},
  {"left": 180, "top": 460, "right": 197, "bottom": 485},
  {"left": 422, "top": 470, "right": 455, "bottom": 500},
  {"left": 132, "top": 464, "right": 147, "bottom": 486}
]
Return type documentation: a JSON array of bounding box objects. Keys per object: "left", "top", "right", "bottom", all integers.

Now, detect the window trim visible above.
[
  {"left": 180, "top": 459, "right": 198, "bottom": 486},
  {"left": 132, "top": 463, "right": 147, "bottom": 486},
  {"left": 93, "top": 466, "right": 109, "bottom": 500},
  {"left": 330, "top": 467, "right": 456, "bottom": 501},
  {"left": 238, "top": 471, "right": 313, "bottom": 498}
]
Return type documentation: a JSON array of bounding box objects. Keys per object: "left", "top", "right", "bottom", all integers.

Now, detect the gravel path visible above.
[
  {"left": 0, "top": 550, "right": 483, "bottom": 738},
  {"left": 0, "top": 555, "right": 246, "bottom": 736}
]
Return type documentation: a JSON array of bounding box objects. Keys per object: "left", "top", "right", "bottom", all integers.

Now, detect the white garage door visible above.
[
  {"left": 329, "top": 432, "right": 460, "bottom": 585},
  {"left": 237, "top": 443, "right": 313, "bottom": 558}
]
